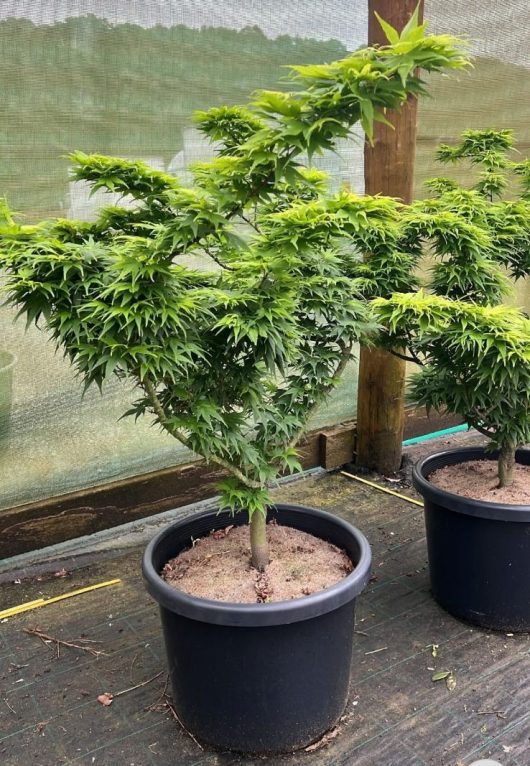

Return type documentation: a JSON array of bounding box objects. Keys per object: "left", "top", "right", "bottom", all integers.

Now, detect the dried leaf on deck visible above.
[{"left": 431, "top": 670, "right": 451, "bottom": 682}]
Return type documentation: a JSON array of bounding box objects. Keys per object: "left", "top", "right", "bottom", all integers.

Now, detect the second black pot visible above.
[
  {"left": 143, "top": 503, "right": 371, "bottom": 753},
  {"left": 413, "top": 447, "right": 530, "bottom": 632}
]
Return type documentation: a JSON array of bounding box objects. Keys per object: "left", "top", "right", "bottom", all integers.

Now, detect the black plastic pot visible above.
[
  {"left": 413, "top": 447, "right": 530, "bottom": 632},
  {"left": 143, "top": 503, "right": 371, "bottom": 753}
]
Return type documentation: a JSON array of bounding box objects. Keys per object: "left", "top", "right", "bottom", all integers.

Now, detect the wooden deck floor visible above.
[{"left": 1, "top": 436, "right": 528, "bottom": 766}]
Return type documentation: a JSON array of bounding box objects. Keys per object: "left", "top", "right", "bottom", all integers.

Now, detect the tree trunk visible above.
[
  {"left": 356, "top": 0, "right": 424, "bottom": 474},
  {"left": 498, "top": 443, "right": 516, "bottom": 488},
  {"left": 250, "top": 511, "right": 269, "bottom": 571}
]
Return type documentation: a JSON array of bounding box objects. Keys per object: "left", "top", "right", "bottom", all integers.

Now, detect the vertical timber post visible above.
[{"left": 355, "top": 0, "right": 424, "bottom": 474}]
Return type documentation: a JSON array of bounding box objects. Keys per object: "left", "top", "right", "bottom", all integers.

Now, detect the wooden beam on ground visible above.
[
  {"left": 356, "top": 0, "right": 424, "bottom": 474},
  {"left": 320, "top": 421, "right": 356, "bottom": 470}
]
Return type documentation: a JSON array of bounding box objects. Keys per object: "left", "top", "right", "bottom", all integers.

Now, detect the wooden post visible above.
[{"left": 355, "top": 0, "right": 423, "bottom": 475}]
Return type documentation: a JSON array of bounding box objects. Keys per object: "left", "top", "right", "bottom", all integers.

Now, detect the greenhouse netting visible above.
[{"left": 0, "top": 0, "right": 528, "bottom": 509}]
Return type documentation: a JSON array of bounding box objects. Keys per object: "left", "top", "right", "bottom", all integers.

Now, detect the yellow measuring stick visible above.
[
  {"left": 0, "top": 578, "right": 122, "bottom": 620},
  {"left": 340, "top": 471, "right": 424, "bottom": 507}
]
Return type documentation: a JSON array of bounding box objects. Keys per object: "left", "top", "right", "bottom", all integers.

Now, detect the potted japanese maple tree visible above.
[
  {"left": 369, "top": 129, "right": 530, "bottom": 632},
  {"left": 0, "top": 12, "right": 468, "bottom": 752},
  {"left": 375, "top": 292, "right": 530, "bottom": 631}
]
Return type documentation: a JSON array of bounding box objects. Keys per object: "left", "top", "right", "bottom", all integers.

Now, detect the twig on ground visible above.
[
  {"left": 364, "top": 646, "right": 388, "bottom": 655},
  {"left": 98, "top": 670, "right": 164, "bottom": 706},
  {"left": 163, "top": 695, "right": 204, "bottom": 751},
  {"left": 35, "top": 719, "right": 51, "bottom": 734},
  {"left": 4, "top": 697, "right": 17, "bottom": 715},
  {"left": 130, "top": 651, "right": 140, "bottom": 680},
  {"left": 477, "top": 709, "right": 507, "bottom": 719},
  {"left": 146, "top": 675, "right": 204, "bottom": 751},
  {"left": 146, "top": 673, "right": 169, "bottom": 711},
  {"left": 23, "top": 627, "right": 107, "bottom": 657},
  {"left": 111, "top": 671, "right": 164, "bottom": 700},
  {"left": 304, "top": 726, "right": 339, "bottom": 752}
]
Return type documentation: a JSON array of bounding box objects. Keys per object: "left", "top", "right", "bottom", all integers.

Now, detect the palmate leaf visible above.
[
  {"left": 374, "top": 12, "right": 400, "bottom": 44},
  {"left": 399, "top": 4, "right": 426, "bottom": 43}
]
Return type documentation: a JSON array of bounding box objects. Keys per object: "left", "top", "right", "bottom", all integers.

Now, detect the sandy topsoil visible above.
[
  {"left": 430, "top": 460, "right": 530, "bottom": 504},
  {"left": 161, "top": 522, "right": 353, "bottom": 603}
]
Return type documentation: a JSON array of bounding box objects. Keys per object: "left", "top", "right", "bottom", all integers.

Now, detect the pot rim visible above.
[
  {"left": 412, "top": 446, "right": 530, "bottom": 521},
  {"left": 142, "top": 503, "right": 372, "bottom": 627}
]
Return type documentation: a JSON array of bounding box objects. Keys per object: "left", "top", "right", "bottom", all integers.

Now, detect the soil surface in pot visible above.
[
  {"left": 161, "top": 522, "right": 353, "bottom": 603},
  {"left": 430, "top": 460, "right": 530, "bottom": 504}
]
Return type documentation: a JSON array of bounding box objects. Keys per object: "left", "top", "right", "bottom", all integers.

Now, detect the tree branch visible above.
[
  {"left": 206, "top": 455, "right": 262, "bottom": 490},
  {"left": 142, "top": 377, "right": 262, "bottom": 489},
  {"left": 286, "top": 342, "right": 353, "bottom": 450},
  {"left": 240, "top": 214, "right": 261, "bottom": 234},
  {"left": 202, "top": 245, "right": 235, "bottom": 271},
  {"left": 466, "top": 418, "right": 495, "bottom": 439},
  {"left": 390, "top": 348, "right": 424, "bottom": 365}
]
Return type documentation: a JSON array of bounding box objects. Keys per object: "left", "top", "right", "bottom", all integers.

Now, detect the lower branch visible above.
[
  {"left": 389, "top": 348, "right": 423, "bottom": 365},
  {"left": 467, "top": 419, "right": 495, "bottom": 439},
  {"left": 141, "top": 378, "right": 262, "bottom": 490},
  {"left": 206, "top": 455, "right": 262, "bottom": 490},
  {"left": 202, "top": 245, "right": 235, "bottom": 271},
  {"left": 240, "top": 214, "right": 261, "bottom": 234}
]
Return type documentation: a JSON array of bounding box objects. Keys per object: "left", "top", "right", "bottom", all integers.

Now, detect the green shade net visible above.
[
  {"left": 0, "top": 1, "right": 366, "bottom": 509},
  {"left": 0, "top": 1, "right": 528, "bottom": 510},
  {"left": 420, "top": 0, "right": 530, "bottom": 310}
]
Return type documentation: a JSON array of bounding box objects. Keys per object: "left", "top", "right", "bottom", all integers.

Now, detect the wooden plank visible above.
[
  {"left": 355, "top": 0, "right": 424, "bottom": 474},
  {"left": 403, "top": 407, "right": 463, "bottom": 441},
  {"left": 320, "top": 420, "right": 356, "bottom": 470},
  {"left": 0, "top": 460, "right": 226, "bottom": 558}
]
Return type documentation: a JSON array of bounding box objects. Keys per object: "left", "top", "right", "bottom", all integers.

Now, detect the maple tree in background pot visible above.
[
  {"left": 0, "top": 14, "right": 468, "bottom": 753},
  {"left": 374, "top": 129, "right": 530, "bottom": 632}
]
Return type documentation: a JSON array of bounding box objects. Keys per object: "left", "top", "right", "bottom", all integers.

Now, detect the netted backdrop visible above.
[
  {"left": 0, "top": 1, "right": 528, "bottom": 509},
  {"left": 420, "top": 2, "right": 530, "bottom": 308}
]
